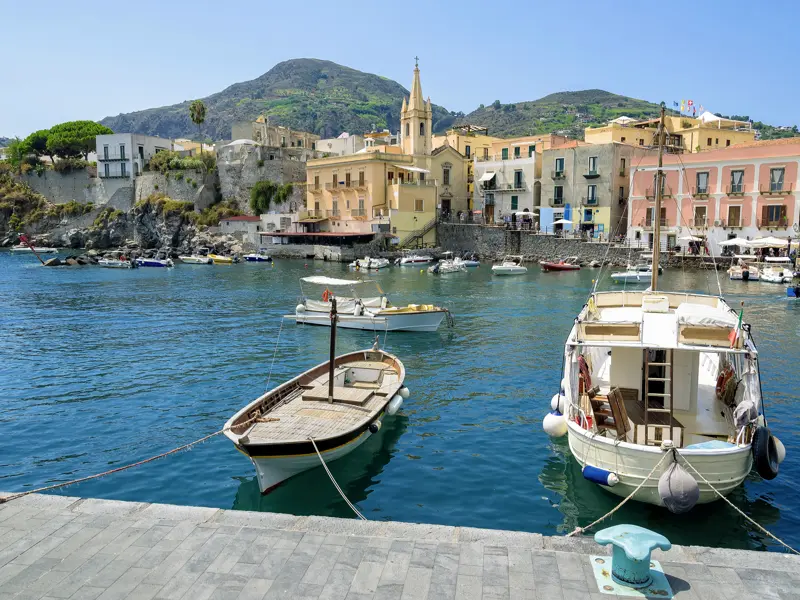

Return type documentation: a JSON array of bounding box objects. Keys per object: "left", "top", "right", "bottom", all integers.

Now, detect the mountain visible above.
[
  {"left": 454, "top": 90, "right": 665, "bottom": 138},
  {"left": 99, "top": 59, "right": 457, "bottom": 141}
]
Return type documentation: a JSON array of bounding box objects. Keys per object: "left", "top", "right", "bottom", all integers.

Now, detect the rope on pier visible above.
[
  {"left": 566, "top": 451, "right": 670, "bottom": 537},
  {"left": 309, "top": 437, "right": 366, "bottom": 521},
  {"left": 676, "top": 450, "right": 800, "bottom": 555}
]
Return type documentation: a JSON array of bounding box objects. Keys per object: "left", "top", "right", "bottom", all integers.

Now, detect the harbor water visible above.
[{"left": 1, "top": 250, "right": 798, "bottom": 552}]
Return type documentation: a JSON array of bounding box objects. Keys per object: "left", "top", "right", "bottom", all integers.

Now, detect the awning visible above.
[
  {"left": 749, "top": 236, "right": 791, "bottom": 248},
  {"left": 394, "top": 165, "right": 430, "bottom": 174},
  {"left": 679, "top": 235, "right": 704, "bottom": 242},
  {"left": 477, "top": 171, "right": 496, "bottom": 182},
  {"left": 301, "top": 276, "right": 364, "bottom": 286},
  {"left": 718, "top": 237, "right": 750, "bottom": 247}
]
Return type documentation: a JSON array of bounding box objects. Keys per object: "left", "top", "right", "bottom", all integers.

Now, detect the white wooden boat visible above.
[
  {"left": 224, "top": 303, "right": 408, "bottom": 493},
  {"left": 135, "top": 257, "right": 174, "bottom": 268},
  {"left": 11, "top": 245, "right": 58, "bottom": 253},
  {"left": 293, "top": 276, "right": 449, "bottom": 332},
  {"left": 728, "top": 256, "right": 760, "bottom": 281},
  {"left": 179, "top": 255, "right": 213, "bottom": 264},
  {"left": 759, "top": 258, "right": 792, "bottom": 284},
  {"left": 396, "top": 252, "right": 434, "bottom": 266},
  {"left": 545, "top": 106, "right": 784, "bottom": 513},
  {"left": 491, "top": 255, "right": 527, "bottom": 275},
  {"left": 349, "top": 256, "right": 390, "bottom": 270}
]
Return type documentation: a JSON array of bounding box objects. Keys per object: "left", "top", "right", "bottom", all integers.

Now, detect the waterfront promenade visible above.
[{"left": 1, "top": 493, "right": 797, "bottom": 599}]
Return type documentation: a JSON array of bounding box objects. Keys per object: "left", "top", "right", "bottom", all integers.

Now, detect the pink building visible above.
[{"left": 627, "top": 138, "right": 799, "bottom": 250}]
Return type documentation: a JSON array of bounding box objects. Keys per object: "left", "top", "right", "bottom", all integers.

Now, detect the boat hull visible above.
[
  {"left": 244, "top": 256, "right": 272, "bottom": 262},
  {"left": 541, "top": 262, "right": 580, "bottom": 272},
  {"left": 135, "top": 258, "right": 173, "bottom": 268},
  {"left": 492, "top": 266, "right": 527, "bottom": 275},
  {"left": 566, "top": 421, "right": 752, "bottom": 506},
  {"left": 11, "top": 246, "right": 58, "bottom": 253},
  {"left": 399, "top": 257, "right": 433, "bottom": 265},
  {"left": 179, "top": 256, "right": 213, "bottom": 264},
  {"left": 98, "top": 260, "right": 133, "bottom": 269},
  {"left": 294, "top": 310, "right": 445, "bottom": 332}
]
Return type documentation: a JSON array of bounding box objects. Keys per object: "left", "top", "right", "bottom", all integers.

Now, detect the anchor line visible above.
[{"left": 309, "top": 437, "right": 366, "bottom": 520}]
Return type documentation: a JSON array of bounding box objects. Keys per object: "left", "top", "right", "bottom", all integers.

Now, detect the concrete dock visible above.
[{"left": 0, "top": 492, "right": 798, "bottom": 600}]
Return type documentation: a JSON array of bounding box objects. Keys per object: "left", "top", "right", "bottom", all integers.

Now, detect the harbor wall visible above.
[{"left": 20, "top": 170, "right": 135, "bottom": 210}]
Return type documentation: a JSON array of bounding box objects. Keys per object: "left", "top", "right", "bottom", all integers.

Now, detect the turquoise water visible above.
[{"left": 1, "top": 251, "right": 798, "bottom": 552}]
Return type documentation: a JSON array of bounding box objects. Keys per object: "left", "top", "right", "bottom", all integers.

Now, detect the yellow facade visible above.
[{"left": 432, "top": 125, "right": 502, "bottom": 199}]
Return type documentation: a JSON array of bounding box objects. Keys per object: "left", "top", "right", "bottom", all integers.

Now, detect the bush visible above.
[
  {"left": 8, "top": 214, "right": 21, "bottom": 230},
  {"left": 135, "top": 192, "right": 194, "bottom": 217},
  {"left": 195, "top": 200, "right": 242, "bottom": 227},
  {"left": 175, "top": 172, "right": 184, "bottom": 181},
  {"left": 250, "top": 180, "right": 294, "bottom": 214},
  {"left": 148, "top": 150, "right": 206, "bottom": 173},
  {"left": 154, "top": 184, "right": 159, "bottom": 190},
  {"left": 257, "top": 159, "right": 264, "bottom": 167},
  {"left": 191, "top": 180, "right": 198, "bottom": 188},
  {"left": 53, "top": 158, "right": 89, "bottom": 173}
]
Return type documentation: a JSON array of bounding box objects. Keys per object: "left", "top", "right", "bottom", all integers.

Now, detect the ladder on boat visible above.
[{"left": 643, "top": 349, "right": 674, "bottom": 445}]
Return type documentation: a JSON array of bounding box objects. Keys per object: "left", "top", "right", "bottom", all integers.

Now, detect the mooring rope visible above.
[
  {"left": 675, "top": 450, "right": 800, "bottom": 555},
  {"left": 265, "top": 316, "right": 285, "bottom": 390},
  {"left": 567, "top": 450, "right": 671, "bottom": 537},
  {"left": 309, "top": 437, "right": 366, "bottom": 520}
]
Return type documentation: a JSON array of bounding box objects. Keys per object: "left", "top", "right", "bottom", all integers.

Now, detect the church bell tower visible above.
[{"left": 400, "top": 57, "right": 433, "bottom": 156}]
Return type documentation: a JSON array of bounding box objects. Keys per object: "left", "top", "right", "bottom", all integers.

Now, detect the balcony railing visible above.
[
  {"left": 643, "top": 218, "right": 668, "bottom": 229},
  {"left": 393, "top": 179, "right": 436, "bottom": 187},
  {"left": 350, "top": 208, "right": 367, "bottom": 217},
  {"left": 757, "top": 219, "right": 789, "bottom": 229},
  {"left": 724, "top": 219, "right": 743, "bottom": 228},
  {"left": 693, "top": 218, "right": 707, "bottom": 228},
  {"left": 476, "top": 152, "right": 535, "bottom": 162},
  {"left": 645, "top": 187, "right": 673, "bottom": 199},
  {"left": 308, "top": 184, "right": 324, "bottom": 193},
  {"left": 759, "top": 182, "right": 793, "bottom": 196},
  {"left": 550, "top": 197, "right": 565, "bottom": 207},
  {"left": 726, "top": 184, "right": 745, "bottom": 196},
  {"left": 98, "top": 153, "right": 128, "bottom": 162},
  {"left": 691, "top": 187, "right": 710, "bottom": 198},
  {"left": 299, "top": 210, "right": 324, "bottom": 219},
  {"left": 551, "top": 170, "right": 566, "bottom": 180},
  {"left": 492, "top": 182, "right": 527, "bottom": 192},
  {"left": 582, "top": 196, "right": 599, "bottom": 206},
  {"left": 324, "top": 182, "right": 340, "bottom": 190},
  {"left": 583, "top": 170, "right": 600, "bottom": 179},
  {"left": 326, "top": 209, "right": 340, "bottom": 218}
]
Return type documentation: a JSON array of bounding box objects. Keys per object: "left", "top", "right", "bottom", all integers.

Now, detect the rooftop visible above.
[{"left": 222, "top": 215, "right": 261, "bottom": 222}]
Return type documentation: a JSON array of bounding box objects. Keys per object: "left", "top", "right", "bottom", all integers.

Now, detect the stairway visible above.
[
  {"left": 399, "top": 217, "right": 436, "bottom": 249},
  {"left": 643, "top": 349, "right": 675, "bottom": 445}
]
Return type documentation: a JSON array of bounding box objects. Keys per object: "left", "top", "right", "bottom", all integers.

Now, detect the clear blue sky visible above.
[{"left": 2, "top": 0, "right": 797, "bottom": 137}]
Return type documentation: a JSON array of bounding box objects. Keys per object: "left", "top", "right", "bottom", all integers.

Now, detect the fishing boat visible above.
[
  {"left": 727, "top": 256, "right": 760, "bottom": 281},
  {"left": 293, "top": 276, "right": 450, "bottom": 332},
  {"left": 135, "top": 257, "right": 174, "bottom": 268},
  {"left": 491, "top": 255, "right": 527, "bottom": 275},
  {"left": 610, "top": 264, "right": 662, "bottom": 283},
  {"left": 759, "top": 257, "right": 793, "bottom": 284},
  {"left": 349, "top": 256, "right": 390, "bottom": 270},
  {"left": 543, "top": 104, "right": 784, "bottom": 512},
  {"left": 244, "top": 249, "right": 273, "bottom": 263},
  {"left": 224, "top": 299, "right": 409, "bottom": 493},
  {"left": 396, "top": 251, "right": 434, "bottom": 266},
  {"left": 208, "top": 253, "right": 239, "bottom": 264},
  {"left": 541, "top": 256, "right": 581, "bottom": 272},
  {"left": 428, "top": 252, "right": 467, "bottom": 274},
  {"left": 11, "top": 244, "right": 58, "bottom": 253}
]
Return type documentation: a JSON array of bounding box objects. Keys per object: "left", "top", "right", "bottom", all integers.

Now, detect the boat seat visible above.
[
  {"left": 301, "top": 384, "right": 374, "bottom": 406},
  {"left": 590, "top": 387, "right": 631, "bottom": 440}
]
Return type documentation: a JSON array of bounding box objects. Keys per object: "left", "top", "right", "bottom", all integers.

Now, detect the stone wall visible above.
[
  {"left": 20, "top": 170, "right": 135, "bottom": 210},
  {"left": 134, "top": 170, "right": 218, "bottom": 210}
]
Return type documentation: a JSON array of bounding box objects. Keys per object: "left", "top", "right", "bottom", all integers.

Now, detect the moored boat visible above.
[
  {"left": 491, "top": 255, "right": 527, "bottom": 275},
  {"left": 396, "top": 251, "right": 434, "bottom": 266},
  {"left": 208, "top": 253, "right": 239, "bottom": 264},
  {"left": 759, "top": 258, "right": 793, "bottom": 284},
  {"left": 244, "top": 249, "right": 273, "bottom": 263},
  {"left": 179, "top": 253, "right": 213, "bottom": 264},
  {"left": 11, "top": 244, "right": 58, "bottom": 254},
  {"left": 727, "top": 256, "right": 760, "bottom": 281},
  {"left": 541, "top": 256, "right": 581, "bottom": 272},
  {"left": 98, "top": 253, "right": 134, "bottom": 269},
  {"left": 349, "top": 256, "right": 390, "bottom": 270},
  {"left": 428, "top": 252, "right": 467, "bottom": 274},
  {"left": 135, "top": 257, "right": 174, "bottom": 268},
  {"left": 610, "top": 263, "right": 662, "bottom": 283}
]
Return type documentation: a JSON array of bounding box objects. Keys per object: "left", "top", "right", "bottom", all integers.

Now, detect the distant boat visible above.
[
  {"left": 179, "top": 255, "right": 213, "bottom": 264},
  {"left": 11, "top": 245, "right": 58, "bottom": 254},
  {"left": 610, "top": 264, "right": 663, "bottom": 283},
  {"left": 428, "top": 252, "right": 467, "bottom": 274},
  {"left": 208, "top": 253, "right": 239, "bottom": 264},
  {"left": 135, "top": 257, "right": 174, "bottom": 268},
  {"left": 396, "top": 252, "right": 434, "bottom": 266},
  {"left": 541, "top": 256, "right": 581, "bottom": 272},
  {"left": 349, "top": 256, "right": 390, "bottom": 270},
  {"left": 243, "top": 249, "right": 273, "bottom": 262},
  {"left": 98, "top": 256, "right": 134, "bottom": 269},
  {"left": 491, "top": 255, "right": 527, "bottom": 276},
  {"left": 759, "top": 258, "right": 792, "bottom": 284}
]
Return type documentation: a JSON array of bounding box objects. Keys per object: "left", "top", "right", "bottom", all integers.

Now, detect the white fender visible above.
[
  {"left": 387, "top": 395, "right": 404, "bottom": 416},
  {"left": 774, "top": 436, "right": 786, "bottom": 464},
  {"left": 398, "top": 386, "right": 410, "bottom": 399},
  {"left": 543, "top": 411, "right": 567, "bottom": 437}
]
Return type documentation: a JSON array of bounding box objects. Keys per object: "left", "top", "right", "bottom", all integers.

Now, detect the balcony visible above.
[
  {"left": 325, "top": 182, "right": 340, "bottom": 191},
  {"left": 309, "top": 185, "right": 324, "bottom": 194},
  {"left": 583, "top": 170, "right": 600, "bottom": 179},
  {"left": 299, "top": 210, "right": 325, "bottom": 220},
  {"left": 759, "top": 183, "right": 793, "bottom": 196},
  {"left": 551, "top": 170, "right": 566, "bottom": 180},
  {"left": 726, "top": 184, "right": 745, "bottom": 196},
  {"left": 350, "top": 209, "right": 367, "bottom": 217},
  {"left": 693, "top": 218, "right": 707, "bottom": 228},
  {"left": 724, "top": 219, "right": 743, "bottom": 229},
  {"left": 645, "top": 187, "right": 673, "bottom": 199},
  {"left": 642, "top": 218, "right": 668, "bottom": 229},
  {"left": 550, "top": 197, "right": 565, "bottom": 207},
  {"left": 392, "top": 179, "right": 437, "bottom": 187},
  {"left": 476, "top": 152, "right": 535, "bottom": 162},
  {"left": 98, "top": 153, "right": 128, "bottom": 162},
  {"left": 326, "top": 209, "right": 340, "bottom": 218},
  {"left": 582, "top": 196, "right": 599, "bottom": 206},
  {"left": 757, "top": 219, "right": 789, "bottom": 230},
  {"left": 493, "top": 182, "right": 528, "bottom": 192},
  {"left": 691, "top": 187, "right": 710, "bottom": 198}
]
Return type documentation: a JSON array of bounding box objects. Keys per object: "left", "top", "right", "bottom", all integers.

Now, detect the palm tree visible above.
[{"left": 189, "top": 100, "right": 207, "bottom": 155}]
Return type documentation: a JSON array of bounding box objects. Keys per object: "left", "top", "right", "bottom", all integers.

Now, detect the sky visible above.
[{"left": 1, "top": 0, "right": 797, "bottom": 137}]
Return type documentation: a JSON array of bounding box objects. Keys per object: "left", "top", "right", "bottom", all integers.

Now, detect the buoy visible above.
[
  {"left": 420, "top": 269, "right": 424, "bottom": 273},
  {"left": 774, "top": 436, "right": 786, "bottom": 464},
  {"left": 658, "top": 461, "right": 699, "bottom": 513},
  {"left": 561, "top": 377, "right": 568, "bottom": 395},
  {"left": 398, "top": 386, "right": 410, "bottom": 399},
  {"left": 304, "top": 263, "right": 308, "bottom": 268},
  {"left": 296, "top": 304, "right": 306, "bottom": 313},
  {"left": 387, "top": 395, "right": 403, "bottom": 415},
  {"left": 543, "top": 410, "right": 567, "bottom": 437},
  {"left": 558, "top": 394, "right": 566, "bottom": 414},
  {"left": 369, "top": 421, "right": 381, "bottom": 434},
  {"left": 582, "top": 464, "right": 619, "bottom": 487},
  {"left": 550, "top": 394, "right": 560, "bottom": 411}
]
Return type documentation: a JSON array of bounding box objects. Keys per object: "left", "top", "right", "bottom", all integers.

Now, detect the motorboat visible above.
[
  {"left": 292, "top": 276, "right": 450, "bottom": 332},
  {"left": 244, "top": 249, "right": 273, "bottom": 263},
  {"left": 98, "top": 253, "right": 134, "bottom": 269},
  {"left": 759, "top": 258, "right": 793, "bottom": 284},
  {"left": 179, "top": 255, "right": 213, "bottom": 264},
  {"left": 135, "top": 257, "right": 174, "bottom": 268},
  {"left": 541, "top": 256, "right": 581, "bottom": 272},
  {"left": 224, "top": 302, "right": 408, "bottom": 493},
  {"left": 727, "top": 256, "right": 759, "bottom": 281},
  {"left": 428, "top": 252, "right": 467, "bottom": 274},
  {"left": 11, "top": 244, "right": 58, "bottom": 253},
  {"left": 208, "top": 253, "right": 239, "bottom": 264},
  {"left": 349, "top": 256, "right": 390, "bottom": 270},
  {"left": 454, "top": 253, "right": 480, "bottom": 268},
  {"left": 491, "top": 255, "right": 527, "bottom": 275},
  {"left": 396, "top": 251, "right": 434, "bottom": 266},
  {"left": 544, "top": 106, "right": 784, "bottom": 512},
  {"left": 610, "top": 264, "right": 662, "bottom": 283}
]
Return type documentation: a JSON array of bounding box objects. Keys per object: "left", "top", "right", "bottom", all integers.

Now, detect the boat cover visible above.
[
  {"left": 305, "top": 297, "right": 383, "bottom": 313},
  {"left": 675, "top": 304, "right": 737, "bottom": 329},
  {"left": 302, "top": 276, "right": 364, "bottom": 286}
]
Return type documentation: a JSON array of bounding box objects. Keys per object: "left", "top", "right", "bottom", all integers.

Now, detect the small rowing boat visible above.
[{"left": 11, "top": 245, "right": 58, "bottom": 254}]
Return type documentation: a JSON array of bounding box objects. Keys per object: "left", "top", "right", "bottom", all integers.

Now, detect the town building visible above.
[
  {"left": 627, "top": 137, "right": 800, "bottom": 250},
  {"left": 173, "top": 138, "right": 214, "bottom": 156},
  {"left": 585, "top": 113, "right": 756, "bottom": 154},
  {"left": 539, "top": 140, "right": 655, "bottom": 238},
  {"left": 301, "top": 62, "right": 468, "bottom": 246},
  {"left": 315, "top": 132, "right": 366, "bottom": 156},
  {"left": 433, "top": 125, "right": 502, "bottom": 199},
  {"left": 95, "top": 134, "right": 172, "bottom": 179},
  {"left": 231, "top": 116, "right": 319, "bottom": 150},
  {"left": 364, "top": 130, "right": 399, "bottom": 148}
]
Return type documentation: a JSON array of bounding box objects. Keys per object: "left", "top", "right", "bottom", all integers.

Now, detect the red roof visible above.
[{"left": 222, "top": 216, "right": 261, "bottom": 222}]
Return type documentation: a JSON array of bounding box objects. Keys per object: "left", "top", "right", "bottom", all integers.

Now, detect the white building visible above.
[
  {"left": 473, "top": 151, "right": 538, "bottom": 222},
  {"left": 96, "top": 134, "right": 173, "bottom": 179},
  {"left": 315, "top": 132, "right": 366, "bottom": 156}
]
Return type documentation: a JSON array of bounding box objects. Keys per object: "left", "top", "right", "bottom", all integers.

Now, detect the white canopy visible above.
[
  {"left": 226, "top": 139, "right": 258, "bottom": 146},
  {"left": 394, "top": 165, "right": 430, "bottom": 174},
  {"left": 553, "top": 218, "right": 572, "bottom": 225},
  {"left": 749, "top": 236, "right": 791, "bottom": 248},
  {"left": 477, "top": 171, "right": 496, "bottom": 182},
  {"left": 515, "top": 211, "right": 538, "bottom": 216},
  {"left": 610, "top": 116, "right": 637, "bottom": 125},
  {"left": 699, "top": 111, "right": 722, "bottom": 123},
  {"left": 301, "top": 276, "right": 364, "bottom": 286},
  {"left": 679, "top": 235, "right": 704, "bottom": 242},
  {"left": 718, "top": 237, "right": 750, "bottom": 247}
]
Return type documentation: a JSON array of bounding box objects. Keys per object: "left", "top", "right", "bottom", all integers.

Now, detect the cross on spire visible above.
[{"left": 414, "top": 56, "right": 419, "bottom": 68}]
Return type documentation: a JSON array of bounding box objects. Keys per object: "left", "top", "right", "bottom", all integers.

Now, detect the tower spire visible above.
[{"left": 408, "top": 58, "right": 425, "bottom": 111}]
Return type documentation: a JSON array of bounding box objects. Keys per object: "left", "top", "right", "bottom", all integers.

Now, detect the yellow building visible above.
[
  {"left": 304, "top": 62, "right": 468, "bottom": 246},
  {"left": 433, "top": 125, "right": 502, "bottom": 199},
  {"left": 584, "top": 113, "right": 755, "bottom": 153}
]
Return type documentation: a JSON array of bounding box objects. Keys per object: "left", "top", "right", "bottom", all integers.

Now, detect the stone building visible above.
[{"left": 231, "top": 116, "right": 319, "bottom": 150}]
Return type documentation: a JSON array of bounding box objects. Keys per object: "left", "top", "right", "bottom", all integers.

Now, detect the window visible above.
[
  {"left": 358, "top": 197, "right": 365, "bottom": 212},
  {"left": 728, "top": 205, "right": 742, "bottom": 227},
  {"left": 314, "top": 175, "right": 319, "bottom": 190},
  {"left": 528, "top": 145, "right": 535, "bottom": 157},
  {"left": 770, "top": 167, "right": 785, "bottom": 192},
  {"left": 465, "top": 145, "right": 471, "bottom": 158},
  {"left": 646, "top": 207, "right": 667, "bottom": 226},
  {"left": 707, "top": 137, "right": 712, "bottom": 146},
  {"left": 119, "top": 144, "right": 125, "bottom": 160},
  {"left": 358, "top": 171, "right": 365, "bottom": 186},
  {"left": 730, "top": 170, "right": 744, "bottom": 193},
  {"left": 588, "top": 156, "right": 597, "bottom": 174},
  {"left": 388, "top": 171, "right": 394, "bottom": 181},
  {"left": 762, "top": 205, "right": 787, "bottom": 226},
  {"left": 483, "top": 148, "right": 489, "bottom": 159},
  {"left": 696, "top": 171, "right": 709, "bottom": 194},
  {"left": 553, "top": 185, "right": 564, "bottom": 204},
  {"left": 138, "top": 145, "right": 144, "bottom": 159},
  {"left": 311, "top": 142, "right": 316, "bottom": 150},
  {"left": 281, "top": 136, "right": 286, "bottom": 147},
  {"left": 297, "top": 140, "right": 303, "bottom": 148},
  {"left": 554, "top": 157, "right": 565, "bottom": 175},
  {"left": 514, "top": 146, "right": 520, "bottom": 158},
  {"left": 619, "top": 158, "right": 626, "bottom": 174},
  {"left": 501, "top": 148, "right": 509, "bottom": 160},
  {"left": 405, "top": 123, "right": 410, "bottom": 137},
  {"left": 485, "top": 193, "right": 494, "bottom": 206},
  {"left": 419, "top": 123, "right": 425, "bottom": 136},
  {"left": 314, "top": 201, "right": 321, "bottom": 212},
  {"left": 103, "top": 145, "right": 109, "bottom": 160},
  {"left": 619, "top": 186, "right": 625, "bottom": 202},
  {"left": 513, "top": 170, "right": 523, "bottom": 189},
  {"left": 414, "top": 198, "right": 424, "bottom": 212},
  {"left": 419, "top": 172, "right": 425, "bottom": 182},
  {"left": 332, "top": 199, "right": 338, "bottom": 216},
  {"left": 638, "top": 139, "right": 644, "bottom": 146},
  {"left": 121, "top": 162, "right": 127, "bottom": 177},
  {"left": 511, "top": 195, "right": 518, "bottom": 210},
  {"left": 584, "top": 209, "right": 593, "bottom": 222},
  {"left": 726, "top": 140, "right": 731, "bottom": 147},
  {"left": 332, "top": 173, "right": 338, "bottom": 189},
  {"left": 715, "top": 138, "right": 719, "bottom": 145},
  {"left": 586, "top": 184, "right": 597, "bottom": 204},
  {"left": 443, "top": 167, "right": 450, "bottom": 185},
  {"left": 345, "top": 172, "right": 351, "bottom": 187},
  {"left": 693, "top": 206, "right": 706, "bottom": 227},
  {"left": 104, "top": 163, "right": 109, "bottom": 177}
]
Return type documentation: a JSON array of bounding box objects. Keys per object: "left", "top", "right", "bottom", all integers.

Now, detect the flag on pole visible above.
[
  {"left": 673, "top": 101, "right": 679, "bottom": 108},
  {"left": 681, "top": 100, "right": 685, "bottom": 111},
  {"left": 699, "top": 105, "right": 704, "bottom": 112},
  {"left": 693, "top": 106, "right": 696, "bottom": 116},
  {"left": 728, "top": 309, "right": 743, "bottom": 348},
  {"left": 687, "top": 100, "right": 694, "bottom": 107}
]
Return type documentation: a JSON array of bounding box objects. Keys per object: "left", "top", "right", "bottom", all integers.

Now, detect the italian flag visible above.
[{"left": 729, "top": 310, "right": 743, "bottom": 348}]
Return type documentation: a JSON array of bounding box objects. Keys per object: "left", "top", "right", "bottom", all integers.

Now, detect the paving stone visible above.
[
  {"left": 237, "top": 577, "right": 275, "bottom": 600},
  {"left": 374, "top": 583, "right": 404, "bottom": 600},
  {"left": 401, "top": 566, "right": 432, "bottom": 600},
  {"left": 455, "top": 574, "right": 482, "bottom": 600}
]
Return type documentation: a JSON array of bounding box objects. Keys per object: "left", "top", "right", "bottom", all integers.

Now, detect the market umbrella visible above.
[
  {"left": 552, "top": 218, "right": 573, "bottom": 225},
  {"left": 749, "top": 236, "right": 790, "bottom": 248},
  {"left": 679, "top": 235, "right": 704, "bottom": 242},
  {"left": 718, "top": 237, "right": 750, "bottom": 247}
]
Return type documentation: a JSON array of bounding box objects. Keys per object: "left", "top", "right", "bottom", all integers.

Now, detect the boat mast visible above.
[
  {"left": 328, "top": 297, "right": 337, "bottom": 404},
  {"left": 651, "top": 103, "right": 666, "bottom": 292}
]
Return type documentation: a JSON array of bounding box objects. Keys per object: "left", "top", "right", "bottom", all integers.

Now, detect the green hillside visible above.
[{"left": 99, "top": 59, "right": 457, "bottom": 141}]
